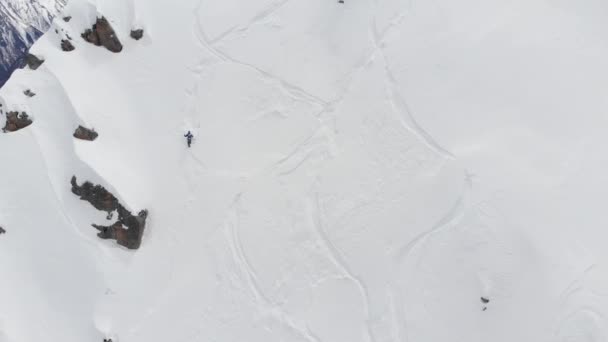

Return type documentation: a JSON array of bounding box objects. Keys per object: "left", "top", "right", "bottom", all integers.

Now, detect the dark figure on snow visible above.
[{"left": 184, "top": 131, "right": 194, "bottom": 147}]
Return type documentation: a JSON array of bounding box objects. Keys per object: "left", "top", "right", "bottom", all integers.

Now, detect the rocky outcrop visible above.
[
  {"left": 70, "top": 176, "right": 121, "bottom": 212},
  {"left": 0, "top": 227, "right": 5, "bottom": 234},
  {"left": 73, "top": 125, "right": 98, "bottom": 141},
  {"left": 82, "top": 17, "right": 123, "bottom": 53},
  {"left": 130, "top": 29, "right": 144, "bottom": 40},
  {"left": 93, "top": 210, "right": 148, "bottom": 250},
  {"left": 61, "top": 39, "right": 75, "bottom": 51},
  {"left": 24, "top": 89, "right": 36, "bottom": 97},
  {"left": 25, "top": 53, "right": 44, "bottom": 70},
  {"left": 63, "top": 16, "right": 72, "bottom": 22},
  {"left": 70, "top": 176, "right": 148, "bottom": 249},
  {"left": 3, "top": 111, "right": 33, "bottom": 132}
]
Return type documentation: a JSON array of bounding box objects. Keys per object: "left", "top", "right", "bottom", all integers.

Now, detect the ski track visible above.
[
  {"left": 193, "top": 0, "right": 327, "bottom": 108},
  {"left": 308, "top": 193, "right": 377, "bottom": 342},
  {"left": 558, "top": 263, "right": 596, "bottom": 306},
  {"left": 394, "top": 174, "right": 471, "bottom": 264},
  {"left": 390, "top": 173, "right": 471, "bottom": 342},
  {"left": 190, "top": 0, "right": 451, "bottom": 180},
  {"left": 208, "top": 0, "right": 292, "bottom": 45},
  {"left": 553, "top": 307, "right": 607, "bottom": 341},
  {"left": 269, "top": 125, "right": 328, "bottom": 175},
  {"left": 276, "top": 148, "right": 317, "bottom": 177},
  {"left": 388, "top": 288, "right": 408, "bottom": 342},
  {"left": 223, "top": 194, "right": 322, "bottom": 342},
  {"left": 225, "top": 193, "right": 270, "bottom": 304},
  {"left": 367, "top": 2, "right": 454, "bottom": 161}
]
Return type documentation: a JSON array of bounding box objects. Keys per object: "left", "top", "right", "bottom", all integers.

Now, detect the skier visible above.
[{"left": 184, "top": 131, "right": 194, "bottom": 148}]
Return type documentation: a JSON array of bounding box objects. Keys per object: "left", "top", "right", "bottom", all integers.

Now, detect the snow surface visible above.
[{"left": 1, "top": 0, "right": 608, "bottom": 341}]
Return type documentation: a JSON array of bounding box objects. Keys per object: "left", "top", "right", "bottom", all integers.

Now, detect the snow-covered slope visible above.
[
  {"left": 0, "top": 0, "right": 66, "bottom": 87},
  {"left": 2, "top": 0, "right": 608, "bottom": 341}
]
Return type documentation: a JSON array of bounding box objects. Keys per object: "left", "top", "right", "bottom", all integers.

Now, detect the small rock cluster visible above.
[
  {"left": 0, "top": 227, "right": 5, "bottom": 235},
  {"left": 73, "top": 125, "right": 98, "bottom": 141},
  {"left": 71, "top": 176, "right": 148, "bottom": 249},
  {"left": 25, "top": 54, "right": 44, "bottom": 70},
  {"left": 81, "top": 17, "right": 123, "bottom": 53},
  {"left": 24, "top": 89, "right": 36, "bottom": 97},
  {"left": 25, "top": 16, "right": 144, "bottom": 59},
  {"left": 61, "top": 39, "right": 75, "bottom": 52},
  {"left": 130, "top": 29, "right": 144, "bottom": 40},
  {"left": 481, "top": 296, "right": 490, "bottom": 311},
  {"left": 3, "top": 111, "right": 33, "bottom": 132}
]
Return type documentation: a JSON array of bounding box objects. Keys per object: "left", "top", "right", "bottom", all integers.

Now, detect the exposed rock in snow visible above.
[
  {"left": 2, "top": 111, "right": 32, "bottom": 132},
  {"left": 60, "top": 39, "right": 74, "bottom": 51},
  {"left": 130, "top": 28, "right": 143, "bottom": 40},
  {"left": 70, "top": 176, "right": 121, "bottom": 213},
  {"left": 70, "top": 176, "right": 148, "bottom": 249},
  {"left": 81, "top": 17, "right": 123, "bottom": 53},
  {"left": 23, "top": 89, "right": 35, "bottom": 97},
  {"left": 92, "top": 209, "right": 147, "bottom": 250},
  {"left": 73, "top": 125, "right": 98, "bottom": 141},
  {"left": 0, "top": 227, "right": 5, "bottom": 235},
  {"left": 24, "top": 53, "right": 44, "bottom": 70}
]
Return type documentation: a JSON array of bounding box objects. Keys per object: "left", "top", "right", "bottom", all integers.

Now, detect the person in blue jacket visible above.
[{"left": 184, "top": 131, "right": 194, "bottom": 147}]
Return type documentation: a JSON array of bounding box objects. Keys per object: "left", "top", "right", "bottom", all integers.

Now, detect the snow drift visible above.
[{"left": 1, "top": 0, "right": 608, "bottom": 341}]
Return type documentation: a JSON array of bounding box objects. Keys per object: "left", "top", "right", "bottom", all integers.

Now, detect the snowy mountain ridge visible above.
[
  {"left": 0, "top": 0, "right": 66, "bottom": 87},
  {"left": 2, "top": 0, "right": 608, "bottom": 342}
]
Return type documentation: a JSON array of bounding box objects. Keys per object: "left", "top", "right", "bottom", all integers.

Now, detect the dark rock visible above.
[
  {"left": 61, "top": 39, "right": 75, "bottom": 51},
  {"left": 25, "top": 54, "right": 44, "bottom": 70},
  {"left": 82, "top": 28, "right": 99, "bottom": 45},
  {"left": 93, "top": 210, "right": 148, "bottom": 249},
  {"left": 480, "top": 297, "right": 490, "bottom": 304},
  {"left": 81, "top": 17, "right": 123, "bottom": 53},
  {"left": 130, "top": 29, "right": 144, "bottom": 40},
  {"left": 70, "top": 176, "right": 120, "bottom": 213},
  {"left": 0, "top": 227, "right": 5, "bottom": 234},
  {"left": 24, "top": 89, "right": 36, "bottom": 97},
  {"left": 3, "top": 111, "right": 33, "bottom": 132},
  {"left": 63, "top": 16, "right": 72, "bottom": 22},
  {"left": 73, "top": 125, "right": 98, "bottom": 141},
  {"left": 71, "top": 176, "right": 148, "bottom": 249}
]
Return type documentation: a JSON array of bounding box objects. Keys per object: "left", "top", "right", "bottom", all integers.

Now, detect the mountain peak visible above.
[{"left": 0, "top": 0, "right": 66, "bottom": 87}]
